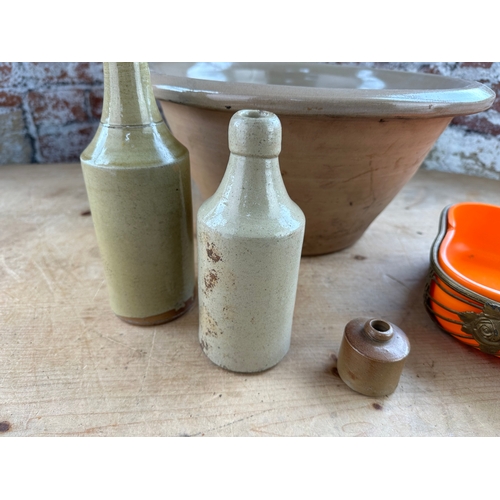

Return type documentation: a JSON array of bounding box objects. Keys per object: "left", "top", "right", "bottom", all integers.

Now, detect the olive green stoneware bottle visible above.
[
  {"left": 197, "top": 109, "right": 305, "bottom": 372},
  {"left": 81, "top": 62, "right": 195, "bottom": 325}
]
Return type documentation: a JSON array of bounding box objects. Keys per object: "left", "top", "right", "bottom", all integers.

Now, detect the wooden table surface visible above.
[{"left": 1, "top": 163, "right": 499, "bottom": 437}]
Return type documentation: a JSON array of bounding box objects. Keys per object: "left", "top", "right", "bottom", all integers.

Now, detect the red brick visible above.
[
  {"left": 38, "top": 124, "right": 98, "bottom": 163},
  {"left": 0, "top": 91, "right": 22, "bottom": 107},
  {"left": 74, "top": 63, "right": 100, "bottom": 83},
  {"left": 23, "top": 63, "right": 103, "bottom": 85},
  {"left": 29, "top": 63, "right": 69, "bottom": 83},
  {"left": 460, "top": 62, "right": 494, "bottom": 69},
  {"left": 488, "top": 83, "right": 500, "bottom": 113},
  {"left": 0, "top": 63, "right": 12, "bottom": 84},
  {"left": 28, "top": 89, "right": 88, "bottom": 126},
  {"left": 452, "top": 115, "right": 500, "bottom": 137},
  {"left": 89, "top": 89, "right": 103, "bottom": 119},
  {"left": 418, "top": 64, "right": 443, "bottom": 75}
]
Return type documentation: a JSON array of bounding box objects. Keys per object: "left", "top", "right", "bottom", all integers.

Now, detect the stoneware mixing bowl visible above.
[{"left": 150, "top": 62, "right": 495, "bottom": 255}]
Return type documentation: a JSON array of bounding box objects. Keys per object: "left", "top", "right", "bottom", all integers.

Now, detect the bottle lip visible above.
[
  {"left": 237, "top": 110, "right": 275, "bottom": 120},
  {"left": 343, "top": 317, "right": 411, "bottom": 362},
  {"left": 228, "top": 109, "right": 282, "bottom": 158},
  {"left": 364, "top": 319, "right": 394, "bottom": 342}
]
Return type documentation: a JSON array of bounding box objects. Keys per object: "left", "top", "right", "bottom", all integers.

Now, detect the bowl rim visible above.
[{"left": 150, "top": 62, "right": 496, "bottom": 118}]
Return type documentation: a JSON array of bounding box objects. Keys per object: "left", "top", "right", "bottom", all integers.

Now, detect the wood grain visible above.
[{"left": 1, "top": 163, "right": 499, "bottom": 436}]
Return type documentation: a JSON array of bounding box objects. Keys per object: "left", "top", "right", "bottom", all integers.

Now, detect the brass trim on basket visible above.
[{"left": 424, "top": 205, "right": 500, "bottom": 355}]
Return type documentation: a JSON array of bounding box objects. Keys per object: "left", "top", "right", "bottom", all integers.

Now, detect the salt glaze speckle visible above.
[
  {"left": 197, "top": 110, "right": 305, "bottom": 373},
  {"left": 80, "top": 63, "right": 195, "bottom": 325}
]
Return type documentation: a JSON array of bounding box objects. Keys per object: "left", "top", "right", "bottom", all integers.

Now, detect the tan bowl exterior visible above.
[{"left": 160, "top": 101, "right": 452, "bottom": 255}]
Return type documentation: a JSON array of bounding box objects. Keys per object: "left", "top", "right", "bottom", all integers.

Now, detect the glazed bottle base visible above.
[
  {"left": 200, "top": 336, "right": 290, "bottom": 374},
  {"left": 202, "top": 355, "right": 289, "bottom": 374},
  {"left": 116, "top": 294, "right": 195, "bottom": 326}
]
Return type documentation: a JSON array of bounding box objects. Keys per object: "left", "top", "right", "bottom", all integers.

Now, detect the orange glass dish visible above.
[{"left": 425, "top": 202, "right": 500, "bottom": 356}]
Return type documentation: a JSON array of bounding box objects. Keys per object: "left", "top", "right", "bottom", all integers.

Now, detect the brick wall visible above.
[
  {"left": 0, "top": 62, "right": 103, "bottom": 164},
  {"left": 0, "top": 62, "right": 499, "bottom": 179},
  {"left": 335, "top": 62, "right": 500, "bottom": 179}
]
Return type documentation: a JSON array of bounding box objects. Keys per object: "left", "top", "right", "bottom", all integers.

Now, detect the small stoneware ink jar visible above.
[
  {"left": 337, "top": 318, "right": 411, "bottom": 397},
  {"left": 197, "top": 110, "right": 305, "bottom": 372},
  {"left": 81, "top": 62, "right": 195, "bottom": 325}
]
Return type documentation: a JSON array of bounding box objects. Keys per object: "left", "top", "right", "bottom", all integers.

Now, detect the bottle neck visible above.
[
  {"left": 101, "top": 62, "right": 163, "bottom": 127},
  {"left": 219, "top": 153, "right": 288, "bottom": 218}
]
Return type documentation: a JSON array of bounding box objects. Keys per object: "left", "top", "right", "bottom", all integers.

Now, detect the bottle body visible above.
[
  {"left": 198, "top": 110, "right": 305, "bottom": 372},
  {"left": 81, "top": 63, "right": 195, "bottom": 324}
]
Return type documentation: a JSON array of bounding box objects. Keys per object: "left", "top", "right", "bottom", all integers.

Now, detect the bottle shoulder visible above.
[
  {"left": 198, "top": 194, "right": 305, "bottom": 239},
  {"left": 81, "top": 121, "right": 188, "bottom": 169}
]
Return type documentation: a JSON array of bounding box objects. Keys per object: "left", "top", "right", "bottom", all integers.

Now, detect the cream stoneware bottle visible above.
[
  {"left": 81, "top": 62, "right": 195, "bottom": 325},
  {"left": 197, "top": 109, "right": 305, "bottom": 372}
]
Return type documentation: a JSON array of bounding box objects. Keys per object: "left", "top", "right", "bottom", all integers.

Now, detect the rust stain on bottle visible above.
[
  {"left": 206, "top": 242, "right": 222, "bottom": 263},
  {"left": 204, "top": 269, "right": 219, "bottom": 292},
  {"left": 200, "top": 307, "right": 222, "bottom": 338},
  {"left": 204, "top": 319, "right": 220, "bottom": 338}
]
